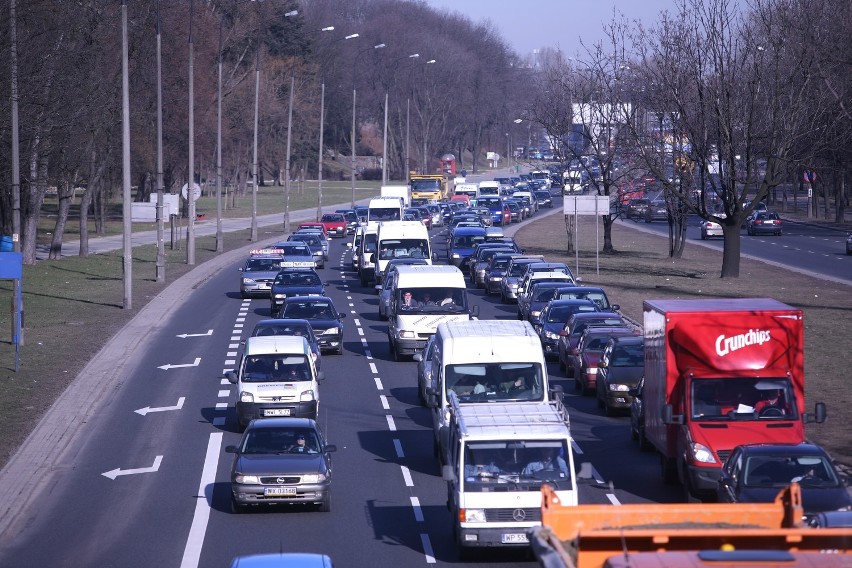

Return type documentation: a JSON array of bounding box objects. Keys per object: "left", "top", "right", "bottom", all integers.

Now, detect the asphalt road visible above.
[{"left": 0, "top": 200, "right": 687, "bottom": 568}]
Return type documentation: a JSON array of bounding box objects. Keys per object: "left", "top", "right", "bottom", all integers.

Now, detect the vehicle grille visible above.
[
  {"left": 485, "top": 508, "right": 541, "bottom": 522},
  {"left": 260, "top": 476, "right": 301, "bottom": 484},
  {"left": 717, "top": 450, "right": 731, "bottom": 463}
]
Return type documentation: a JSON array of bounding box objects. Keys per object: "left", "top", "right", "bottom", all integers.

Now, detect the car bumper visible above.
[
  {"left": 326, "top": 228, "right": 345, "bottom": 237},
  {"left": 456, "top": 525, "right": 536, "bottom": 549},
  {"left": 236, "top": 401, "right": 318, "bottom": 422},
  {"left": 396, "top": 337, "right": 429, "bottom": 355},
  {"left": 231, "top": 482, "right": 330, "bottom": 507},
  {"left": 686, "top": 463, "right": 721, "bottom": 493},
  {"left": 502, "top": 288, "right": 518, "bottom": 300},
  {"left": 241, "top": 286, "right": 271, "bottom": 298},
  {"left": 316, "top": 335, "right": 342, "bottom": 351},
  {"left": 604, "top": 391, "right": 633, "bottom": 409},
  {"left": 486, "top": 278, "right": 503, "bottom": 293}
]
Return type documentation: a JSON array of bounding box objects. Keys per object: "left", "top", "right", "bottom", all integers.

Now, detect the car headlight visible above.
[
  {"left": 239, "top": 391, "right": 254, "bottom": 403},
  {"left": 531, "top": 310, "right": 541, "bottom": 318},
  {"left": 301, "top": 473, "right": 327, "bottom": 484},
  {"left": 322, "top": 327, "right": 341, "bottom": 336},
  {"left": 242, "top": 278, "right": 256, "bottom": 285},
  {"left": 462, "top": 508, "right": 487, "bottom": 523},
  {"left": 234, "top": 474, "right": 260, "bottom": 484},
  {"left": 690, "top": 442, "right": 717, "bottom": 464},
  {"left": 609, "top": 383, "right": 629, "bottom": 391},
  {"left": 400, "top": 330, "right": 416, "bottom": 339},
  {"left": 452, "top": 253, "right": 460, "bottom": 258},
  {"left": 273, "top": 294, "right": 285, "bottom": 299},
  {"left": 300, "top": 389, "right": 315, "bottom": 402},
  {"left": 490, "top": 276, "right": 501, "bottom": 281},
  {"left": 544, "top": 330, "right": 559, "bottom": 340}
]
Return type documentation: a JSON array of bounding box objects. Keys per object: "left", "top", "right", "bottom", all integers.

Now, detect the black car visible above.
[
  {"left": 226, "top": 417, "right": 336, "bottom": 513},
  {"left": 278, "top": 296, "right": 346, "bottom": 354},
  {"left": 520, "top": 281, "right": 581, "bottom": 324},
  {"left": 552, "top": 286, "right": 620, "bottom": 312},
  {"left": 270, "top": 269, "right": 325, "bottom": 317},
  {"left": 535, "top": 299, "right": 600, "bottom": 360},
  {"left": 484, "top": 253, "right": 523, "bottom": 296},
  {"left": 534, "top": 190, "right": 553, "bottom": 208},
  {"left": 629, "top": 376, "right": 652, "bottom": 451},
  {"left": 250, "top": 319, "right": 322, "bottom": 370},
  {"left": 595, "top": 335, "right": 645, "bottom": 415},
  {"left": 717, "top": 443, "right": 852, "bottom": 524},
  {"left": 287, "top": 233, "right": 325, "bottom": 268}
]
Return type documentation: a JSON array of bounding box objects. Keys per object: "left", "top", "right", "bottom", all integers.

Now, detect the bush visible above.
[{"left": 360, "top": 168, "right": 382, "bottom": 181}]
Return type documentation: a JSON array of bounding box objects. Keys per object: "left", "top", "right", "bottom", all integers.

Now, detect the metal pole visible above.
[
  {"left": 405, "top": 98, "right": 410, "bottom": 182},
  {"left": 187, "top": 0, "right": 196, "bottom": 265},
  {"left": 382, "top": 91, "right": 388, "bottom": 184},
  {"left": 10, "top": 0, "right": 22, "bottom": 346},
  {"left": 250, "top": 21, "right": 260, "bottom": 242},
  {"left": 121, "top": 0, "right": 133, "bottom": 307},
  {"left": 317, "top": 81, "right": 324, "bottom": 221},
  {"left": 351, "top": 86, "right": 356, "bottom": 208},
  {"left": 155, "top": 1, "right": 166, "bottom": 279},
  {"left": 284, "top": 75, "right": 294, "bottom": 233},
  {"left": 215, "top": 14, "right": 223, "bottom": 252}
]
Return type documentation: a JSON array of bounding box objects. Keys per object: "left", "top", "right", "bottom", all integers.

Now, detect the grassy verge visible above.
[{"left": 513, "top": 214, "right": 851, "bottom": 467}]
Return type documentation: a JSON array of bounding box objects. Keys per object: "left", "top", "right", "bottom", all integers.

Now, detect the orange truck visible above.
[{"left": 529, "top": 484, "right": 852, "bottom": 568}]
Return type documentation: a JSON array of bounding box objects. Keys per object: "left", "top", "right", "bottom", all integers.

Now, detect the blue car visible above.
[{"left": 447, "top": 226, "right": 487, "bottom": 267}]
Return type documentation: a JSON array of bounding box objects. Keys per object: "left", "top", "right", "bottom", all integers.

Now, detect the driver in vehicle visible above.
[
  {"left": 289, "top": 433, "right": 318, "bottom": 454},
  {"left": 755, "top": 389, "right": 790, "bottom": 416},
  {"left": 522, "top": 447, "right": 568, "bottom": 476}
]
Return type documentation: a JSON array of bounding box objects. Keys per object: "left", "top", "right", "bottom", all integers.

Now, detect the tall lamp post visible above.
[
  {"left": 317, "top": 32, "right": 359, "bottom": 221},
  {"left": 187, "top": 0, "right": 197, "bottom": 265},
  {"left": 351, "top": 43, "right": 386, "bottom": 207},
  {"left": 382, "top": 53, "right": 419, "bottom": 184}
]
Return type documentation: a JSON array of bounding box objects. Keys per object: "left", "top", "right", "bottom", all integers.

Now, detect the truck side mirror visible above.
[
  {"left": 611, "top": 304, "right": 621, "bottom": 311},
  {"left": 316, "top": 371, "right": 326, "bottom": 381},
  {"left": 805, "top": 402, "right": 827, "bottom": 424},
  {"left": 370, "top": 253, "right": 376, "bottom": 263},
  {"left": 226, "top": 371, "right": 238, "bottom": 384},
  {"left": 662, "top": 403, "right": 683, "bottom": 425},
  {"left": 442, "top": 465, "right": 457, "bottom": 482}
]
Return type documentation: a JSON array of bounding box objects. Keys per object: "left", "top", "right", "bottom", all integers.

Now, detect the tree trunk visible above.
[
  {"left": 79, "top": 184, "right": 93, "bottom": 257},
  {"left": 601, "top": 215, "right": 614, "bottom": 253},
  {"left": 48, "top": 179, "right": 75, "bottom": 259},
  {"left": 563, "top": 215, "right": 575, "bottom": 254},
  {"left": 720, "top": 223, "right": 742, "bottom": 278},
  {"left": 836, "top": 175, "right": 846, "bottom": 223},
  {"left": 22, "top": 153, "right": 49, "bottom": 265}
]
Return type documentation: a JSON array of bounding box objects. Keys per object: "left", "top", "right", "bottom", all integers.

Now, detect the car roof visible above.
[
  {"left": 244, "top": 417, "right": 318, "bottom": 431},
  {"left": 734, "top": 443, "right": 828, "bottom": 456},
  {"left": 284, "top": 295, "right": 332, "bottom": 303}
]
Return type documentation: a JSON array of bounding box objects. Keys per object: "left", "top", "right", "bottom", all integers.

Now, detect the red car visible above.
[
  {"left": 572, "top": 326, "right": 638, "bottom": 394},
  {"left": 319, "top": 213, "right": 347, "bottom": 238}
]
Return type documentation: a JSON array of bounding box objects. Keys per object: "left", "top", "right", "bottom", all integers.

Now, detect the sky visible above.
[{"left": 422, "top": 0, "right": 689, "bottom": 58}]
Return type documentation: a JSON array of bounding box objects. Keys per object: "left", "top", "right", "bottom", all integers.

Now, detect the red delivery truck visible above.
[{"left": 642, "top": 298, "right": 826, "bottom": 501}]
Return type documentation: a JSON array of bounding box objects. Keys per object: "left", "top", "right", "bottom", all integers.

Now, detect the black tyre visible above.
[
  {"left": 230, "top": 495, "right": 247, "bottom": 514},
  {"left": 318, "top": 494, "right": 331, "bottom": 513}
]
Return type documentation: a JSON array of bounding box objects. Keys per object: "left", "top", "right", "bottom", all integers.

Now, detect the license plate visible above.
[
  {"left": 264, "top": 486, "right": 297, "bottom": 496},
  {"left": 501, "top": 533, "right": 529, "bottom": 544},
  {"left": 264, "top": 409, "right": 290, "bottom": 417}
]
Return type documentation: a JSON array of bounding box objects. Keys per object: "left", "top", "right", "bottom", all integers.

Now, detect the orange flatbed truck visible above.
[{"left": 530, "top": 484, "right": 852, "bottom": 568}]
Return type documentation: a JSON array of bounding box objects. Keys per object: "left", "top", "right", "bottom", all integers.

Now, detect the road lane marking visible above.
[
  {"left": 393, "top": 439, "right": 404, "bottom": 458},
  {"left": 380, "top": 395, "right": 390, "bottom": 410},
  {"left": 225, "top": 359, "right": 236, "bottom": 366},
  {"left": 401, "top": 466, "right": 414, "bottom": 487},
  {"left": 386, "top": 415, "right": 396, "bottom": 431},
  {"left": 354, "top": 318, "right": 361, "bottom": 327},
  {"left": 410, "top": 496, "right": 423, "bottom": 519},
  {"left": 357, "top": 328, "right": 364, "bottom": 336},
  {"left": 179, "top": 433, "right": 223, "bottom": 568},
  {"left": 571, "top": 439, "right": 582, "bottom": 454},
  {"left": 217, "top": 390, "right": 229, "bottom": 398},
  {"left": 420, "top": 534, "right": 436, "bottom": 564},
  {"left": 177, "top": 330, "right": 213, "bottom": 338},
  {"left": 227, "top": 351, "right": 237, "bottom": 357},
  {"left": 228, "top": 344, "right": 239, "bottom": 349},
  {"left": 135, "top": 397, "right": 186, "bottom": 416},
  {"left": 215, "top": 403, "right": 227, "bottom": 410},
  {"left": 102, "top": 455, "right": 164, "bottom": 480},
  {"left": 374, "top": 377, "right": 383, "bottom": 390},
  {"left": 158, "top": 357, "right": 202, "bottom": 371},
  {"left": 369, "top": 363, "right": 378, "bottom": 374},
  {"left": 606, "top": 494, "right": 621, "bottom": 505}
]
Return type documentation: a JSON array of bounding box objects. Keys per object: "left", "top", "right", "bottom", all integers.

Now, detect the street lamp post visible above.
[
  {"left": 382, "top": 53, "right": 419, "bottom": 184},
  {"left": 352, "top": 43, "right": 386, "bottom": 207},
  {"left": 317, "top": 32, "right": 359, "bottom": 221},
  {"left": 187, "top": 0, "right": 196, "bottom": 265}
]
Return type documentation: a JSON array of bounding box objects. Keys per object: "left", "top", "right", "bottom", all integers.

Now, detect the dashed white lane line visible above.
[
  {"left": 606, "top": 494, "right": 621, "bottom": 505},
  {"left": 410, "top": 496, "right": 423, "bottom": 519},
  {"left": 228, "top": 344, "right": 239, "bottom": 349},
  {"left": 236, "top": 317, "right": 245, "bottom": 323},
  {"left": 374, "top": 377, "right": 384, "bottom": 390},
  {"left": 353, "top": 318, "right": 361, "bottom": 326},
  {"left": 179, "top": 432, "right": 223, "bottom": 568},
  {"left": 220, "top": 378, "right": 229, "bottom": 385},
  {"left": 349, "top": 303, "right": 355, "bottom": 307},
  {"left": 401, "top": 466, "right": 414, "bottom": 487},
  {"left": 369, "top": 362, "right": 378, "bottom": 374},
  {"left": 215, "top": 403, "right": 228, "bottom": 410},
  {"left": 386, "top": 415, "right": 396, "bottom": 431},
  {"left": 420, "top": 534, "right": 436, "bottom": 564},
  {"left": 233, "top": 323, "right": 243, "bottom": 329},
  {"left": 217, "top": 390, "right": 229, "bottom": 398},
  {"left": 380, "top": 395, "right": 390, "bottom": 410},
  {"left": 357, "top": 328, "right": 364, "bottom": 336},
  {"left": 230, "top": 336, "right": 240, "bottom": 341},
  {"left": 393, "top": 439, "right": 404, "bottom": 458},
  {"left": 227, "top": 351, "right": 237, "bottom": 357},
  {"left": 225, "top": 360, "right": 236, "bottom": 366}
]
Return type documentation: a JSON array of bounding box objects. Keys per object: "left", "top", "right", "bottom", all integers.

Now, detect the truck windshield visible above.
[
  {"left": 690, "top": 378, "right": 798, "bottom": 421},
  {"left": 378, "top": 239, "right": 430, "bottom": 260},
  {"left": 462, "top": 440, "right": 571, "bottom": 491},
  {"left": 241, "top": 355, "right": 310, "bottom": 383},
  {"left": 363, "top": 234, "right": 377, "bottom": 253},
  {"left": 410, "top": 179, "right": 440, "bottom": 191},
  {"left": 446, "top": 362, "right": 544, "bottom": 403},
  {"left": 369, "top": 208, "right": 401, "bottom": 221}
]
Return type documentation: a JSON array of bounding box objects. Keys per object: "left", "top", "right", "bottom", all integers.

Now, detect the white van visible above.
[
  {"left": 420, "top": 319, "right": 555, "bottom": 462},
  {"left": 227, "top": 336, "right": 324, "bottom": 431},
  {"left": 374, "top": 221, "right": 433, "bottom": 288},
  {"left": 367, "top": 196, "right": 404, "bottom": 224},
  {"left": 563, "top": 170, "right": 583, "bottom": 194},
  {"left": 357, "top": 224, "right": 378, "bottom": 287},
  {"left": 387, "top": 265, "right": 476, "bottom": 361},
  {"left": 478, "top": 180, "right": 500, "bottom": 197},
  {"left": 443, "top": 396, "right": 577, "bottom": 556},
  {"left": 454, "top": 183, "right": 479, "bottom": 201}
]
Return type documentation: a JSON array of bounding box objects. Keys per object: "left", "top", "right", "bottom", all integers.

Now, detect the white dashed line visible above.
[
  {"left": 230, "top": 336, "right": 240, "bottom": 342},
  {"left": 217, "top": 390, "right": 229, "bottom": 398},
  {"left": 236, "top": 317, "right": 245, "bottom": 323},
  {"left": 401, "top": 465, "right": 414, "bottom": 487},
  {"left": 393, "top": 439, "right": 404, "bottom": 458},
  {"left": 361, "top": 338, "right": 369, "bottom": 346},
  {"left": 225, "top": 360, "right": 236, "bottom": 366},
  {"left": 357, "top": 328, "right": 364, "bottom": 336},
  {"left": 212, "top": 417, "right": 226, "bottom": 426},
  {"left": 606, "top": 494, "right": 621, "bottom": 505},
  {"left": 380, "top": 395, "right": 390, "bottom": 410},
  {"left": 374, "top": 377, "right": 384, "bottom": 390},
  {"left": 220, "top": 378, "right": 230, "bottom": 384},
  {"left": 228, "top": 344, "right": 239, "bottom": 349},
  {"left": 386, "top": 415, "right": 396, "bottom": 431},
  {"left": 365, "top": 350, "right": 373, "bottom": 359},
  {"left": 571, "top": 439, "right": 582, "bottom": 455},
  {"left": 227, "top": 351, "right": 237, "bottom": 357},
  {"left": 354, "top": 318, "right": 361, "bottom": 327},
  {"left": 233, "top": 323, "right": 243, "bottom": 329},
  {"left": 215, "top": 403, "right": 228, "bottom": 410},
  {"left": 369, "top": 363, "right": 378, "bottom": 374},
  {"left": 410, "top": 496, "right": 423, "bottom": 520},
  {"left": 420, "top": 534, "right": 436, "bottom": 564}
]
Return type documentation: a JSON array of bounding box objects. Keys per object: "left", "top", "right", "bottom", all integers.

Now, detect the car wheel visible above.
[
  {"left": 700, "top": 230, "right": 707, "bottom": 240},
  {"left": 335, "top": 346, "right": 343, "bottom": 355},
  {"left": 230, "top": 495, "right": 247, "bottom": 514},
  {"left": 240, "top": 291, "right": 248, "bottom": 299},
  {"left": 318, "top": 494, "right": 331, "bottom": 513}
]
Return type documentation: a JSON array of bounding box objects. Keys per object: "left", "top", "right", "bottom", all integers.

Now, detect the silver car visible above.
[{"left": 239, "top": 251, "right": 284, "bottom": 298}]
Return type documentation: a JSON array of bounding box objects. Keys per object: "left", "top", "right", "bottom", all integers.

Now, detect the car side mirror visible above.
[
  {"left": 611, "top": 304, "right": 620, "bottom": 311},
  {"left": 338, "top": 313, "right": 347, "bottom": 319},
  {"left": 317, "top": 371, "right": 326, "bottom": 381},
  {"left": 323, "top": 444, "right": 337, "bottom": 453},
  {"left": 225, "top": 445, "right": 239, "bottom": 454},
  {"left": 226, "top": 371, "right": 238, "bottom": 384},
  {"left": 370, "top": 253, "right": 376, "bottom": 263}
]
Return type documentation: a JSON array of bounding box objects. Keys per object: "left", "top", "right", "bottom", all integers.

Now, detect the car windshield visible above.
[
  {"left": 582, "top": 336, "right": 612, "bottom": 352},
  {"left": 547, "top": 303, "right": 598, "bottom": 322},
  {"left": 293, "top": 234, "right": 319, "bottom": 246},
  {"left": 274, "top": 271, "right": 321, "bottom": 286},
  {"left": 446, "top": 362, "right": 545, "bottom": 403},
  {"left": 609, "top": 344, "right": 644, "bottom": 366},
  {"left": 370, "top": 208, "right": 401, "bottom": 221},
  {"left": 282, "top": 301, "right": 336, "bottom": 320},
  {"left": 462, "top": 440, "right": 572, "bottom": 491},
  {"left": 363, "top": 234, "right": 377, "bottom": 253},
  {"left": 322, "top": 214, "right": 343, "bottom": 222},
  {"left": 252, "top": 322, "right": 312, "bottom": 339},
  {"left": 279, "top": 245, "right": 311, "bottom": 256},
  {"left": 241, "top": 354, "right": 310, "bottom": 383},
  {"left": 557, "top": 290, "right": 611, "bottom": 310},
  {"left": 452, "top": 235, "right": 486, "bottom": 248},
  {"left": 245, "top": 258, "right": 281, "bottom": 272},
  {"left": 533, "top": 288, "right": 559, "bottom": 302},
  {"left": 743, "top": 454, "right": 840, "bottom": 488},
  {"left": 690, "top": 378, "right": 799, "bottom": 421},
  {"left": 398, "top": 287, "right": 468, "bottom": 313},
  {"left": 509, "top": 263, "right": 533, "bottom": 277},
  {"left": 241, "top": 427, "right": 321, "bottom": 455},
  {"left": 571, "top": 318, "right": 624, "bottom": 337},
  {"left": 378, "top": 239, "right": 430, "bottom": 260}
]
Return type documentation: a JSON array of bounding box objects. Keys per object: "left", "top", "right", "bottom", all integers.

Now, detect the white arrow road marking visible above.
[
  {"left": 158, "top": 357, "right": 201, "bottom": 371},
  {"left": 102, "top": 455, "right": 163, "bottom": 480},
  {"left": 177, "top": 329, "right": 213, "bottom": 339},
  {"left": 135, "top": 397, "right": 186, "bottom": 416}
]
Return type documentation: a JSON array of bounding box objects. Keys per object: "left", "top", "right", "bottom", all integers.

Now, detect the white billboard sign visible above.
[{"left": 562, "top": 195, "right": 611, "bottom": 215}]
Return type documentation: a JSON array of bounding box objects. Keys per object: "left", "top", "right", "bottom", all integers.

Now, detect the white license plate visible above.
[
  {"left": 264, "top": 486, "right": 297, "bottom": 496},
  {"left": 264, "top": 409, "right": 291, "bottom": 417},
  {"left": 501, "top": 533, "right": 529, "bottom": 544}
]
